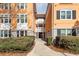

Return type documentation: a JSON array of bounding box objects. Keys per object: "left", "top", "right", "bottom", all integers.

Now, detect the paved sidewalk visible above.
[{"left": 27, "top": 38, "right": 65, "bottom": 56}]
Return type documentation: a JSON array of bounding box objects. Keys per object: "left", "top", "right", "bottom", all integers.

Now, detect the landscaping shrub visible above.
[
  {"left": 53, "top": 36, "right": 60, "bottom": 47},
  {"left": 47, "top": 36, "right": 52, "bottom": 46},
  {"left": 54, "top": 36, "right": 79, "bottom": 53},
  {"left": 0, "top": 36, "right": 35, "bottom": 52}
]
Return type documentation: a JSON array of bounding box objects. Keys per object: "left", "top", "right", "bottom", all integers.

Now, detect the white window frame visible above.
[
  {"left": 0, "top": 30, "right": 10, "bottom": 38},
  {"left": 60, "top": 9, "right": 73, "bottom": 20},
  {"left": 17, "top": 14, "right": 27, "bottom": 23},
  {"left": 57, "top": 29, "right": 73, "bottom": 36},
  {"left": 3, "top": 3, "right": 9, "bottom": 10},
  {"left": 18, "top": 3, "right": 26, "bottom": 9},
  {"left": 3, "top": 14, "right": 10, "bottom": 24},
  {"left": 17, "top": 30, "right": 26, "bottom": 37}
]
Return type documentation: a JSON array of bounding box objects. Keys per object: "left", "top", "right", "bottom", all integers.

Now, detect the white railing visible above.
[
  {"left": 36, "top": 19, "right": 45, "bottom": 24},
  {"left": 36, "top": 27, "right": 44, "bottom": 32},
  {"left": 17, "top": 23, "right": 28, "bottom": 30}
]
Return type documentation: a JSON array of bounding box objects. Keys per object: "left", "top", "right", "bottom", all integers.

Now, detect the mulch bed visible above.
[{"left": 48, "top": 45, "right": 79, "bottom": 55}]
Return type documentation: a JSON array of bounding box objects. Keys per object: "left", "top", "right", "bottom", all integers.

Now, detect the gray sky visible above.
[{"left": 36, "top": 3, "right": 48, "bottom": 14}]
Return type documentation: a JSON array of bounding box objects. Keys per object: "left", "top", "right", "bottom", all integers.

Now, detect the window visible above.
[
  {"left": 61, "top": 29, "right": 66, "bottom": 36},
  {"left": 1, "top": 30, "right": 3, "bottom": 37},
  {"left": 67, "top": 29, "right": 72, "bottom": 35},
  {"left": 3, "top": 14, "right": 10, "bottom": 23},
  {"left": 57, "top": 29, "right": 61, "bottom": 36},
  {"left": 67, "top": 11, "right": 71, "bottom": 19},
  {"left": 57, "top": 29, "right": 76, "bottom": 36},
  {"left": 17, "top": 30, "right": 19, "bottom": 37},
  {"left": 4, "top": 30, "right": 8, "bottom": 37},
  {"left": 17, "top": 30, "right": 27, "bottom": 37},
  {"left": 3, "top": 3, "right": 9, "bottom": 9},
  {"left": 4, "top": 19, "right": 8, "bottom": 23},
  {"left": 57, "top": 9, "right": 76, "bottom": 19},
  {"left": 17, "top": 3, "right": 26, "bottom": 9},
  {"left": 21, "top": 15, "right": 24, "bottom": 23},
  {"left": 60, "top": 11, "right": 65, "bottom": 19},
  {"left": 20, "top": 31, "right": 24, "bottom": 36},
  {"left": 57, "top": 29, "right": 66, "bottom": 36},
  {"left": 17, "top": 14, "right": 27, "bottom": 23},
  {"left": 0, "top": 30, "right": 10, "bottom": 37},
  {"left": 21, "top": 3, "right": 24, "bottom": 9},
  {"left": 60, "top": 10, "right": 72, "bottom": 19}
]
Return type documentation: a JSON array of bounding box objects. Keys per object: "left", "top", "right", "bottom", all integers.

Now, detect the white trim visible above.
[
  {"left": 17, "top": 30, "right": 27, "bottom": 37},
  {"left": 17, "top": 14, "right": 27, "bottom": 23},
  {"left": 60, "top": 9, "right": 73, "bottom": 20},
  {"left": 3, "top": 3, "right": 9, "bottom": 10},
  {"left": 18, "top": 3, "right": 26, "bottom": 9},
  {"left": 0, "top": 14, "right": 10, "bottom": 24},
  {"left": 0, "top": 30, "right": 10, "bottom": 38},
  {"left": 56, "top": 29, "right": 76, "bottom": 36}
]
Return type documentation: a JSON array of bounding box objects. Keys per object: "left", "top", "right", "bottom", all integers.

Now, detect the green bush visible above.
[
  {"left": 47, "top": 36, "right": 52, "bottom": 46},
  {"left": 0, "top": 36, "right": 35, "bottom": 52},
  {"left": 57, "top": 36, "right": 79, "bottom": 53}
]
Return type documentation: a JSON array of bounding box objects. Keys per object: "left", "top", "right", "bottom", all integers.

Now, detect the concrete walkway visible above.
[{"left": 27, "top": 38, "right": 65, "bottom": 56}]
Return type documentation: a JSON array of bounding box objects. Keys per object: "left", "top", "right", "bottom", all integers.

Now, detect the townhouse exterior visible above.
[
  {"left": 45, "top": 3, "right": 79, "bottom": 40},
  {"left": 0, "top": 3, "right": 36, "bottom": 38}
]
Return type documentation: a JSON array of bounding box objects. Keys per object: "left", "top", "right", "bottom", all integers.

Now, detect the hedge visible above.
[
  {"left": 53, "top": 36, "right": 79, "bottom": 53},
  {"left": 0, "top": 36, "right": 35, "bottom": 52}
]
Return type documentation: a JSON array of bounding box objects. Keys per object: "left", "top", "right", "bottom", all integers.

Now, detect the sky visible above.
[{"left": 36, "top": 3, "right": 48, "bottom": 14}]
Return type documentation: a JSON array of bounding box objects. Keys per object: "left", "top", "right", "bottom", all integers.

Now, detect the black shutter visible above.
[
  {"left": 72, "top": 10, "right": 76, "bottom": 19},
  {"left": 57, "top": 10, "right": 60, "bottom": 19},
  {"left": 1, "top": 19, "right": 3, "bottom": 23}
]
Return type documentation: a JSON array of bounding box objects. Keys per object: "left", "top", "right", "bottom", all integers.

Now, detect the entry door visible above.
[{"left": 39, "top": 32, "right": 43, "bottom": 38}]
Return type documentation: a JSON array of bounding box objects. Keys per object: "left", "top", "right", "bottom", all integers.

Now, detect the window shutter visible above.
[
  {"left": 1, "top": 19, "right": 3, "bottom": 23},
  {"left": 57, "top": 10, "right": 60, "bottom": 19},
  {"left": 72, "top": 10, "right": 76, "bottom": 19}
]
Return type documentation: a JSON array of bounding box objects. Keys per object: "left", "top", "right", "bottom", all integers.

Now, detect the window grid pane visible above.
[
  {"left": 21, "top": 15, "right": 24, "bottom": 23},
  {"left": 4, "top": 30, "right": 8, "bottom": 37},
  {"left": 60, "top": 29, "right": 66, "bottom": 36},
  {"left": 1, "top": 30, "right": 3, "bottom": 37},
  {"left": 67, "top": 29, "right": 72, "bottom": 35},
  {"left": 67, "top": 11, "right": 71, "bottom": 19},
  {"left": 21, "top": 3, "right": 24, "bottom": 9},
  {"left": 60, "top": 11, "right": 65, "bottom": 19}
]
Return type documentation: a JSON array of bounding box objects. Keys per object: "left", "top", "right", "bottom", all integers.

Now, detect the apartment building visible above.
[
  {"left": 0, "top": 3, "right": 36, "bottom": 38},
  {"left": 1, "top": 3, "right": 78, "bottom": 40},
  {"left": 45, "top": 3, "right": 79, "bottom": 39}
]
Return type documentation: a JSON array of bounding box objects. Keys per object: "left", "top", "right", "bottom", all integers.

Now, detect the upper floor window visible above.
[
  {"left": 2, "top": 3, "right": 10, "bottom": 9},
  {"left": 17, "top": 3, "right": 26, "bottom": 9},
  {"left": 57, "top": 9, "right": 76, "bottom": 20},
  {"left": 0, "top": 14, "right": 10, "bottom": 23},
  {"left": 17, "top": 14, "right": 27, "bottom": 23}
]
